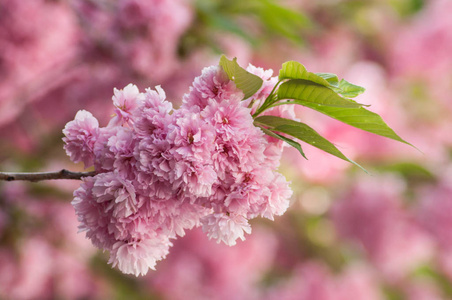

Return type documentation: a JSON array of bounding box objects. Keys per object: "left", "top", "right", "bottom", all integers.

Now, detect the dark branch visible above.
[{"left": 0, "top": 169, "right": 96, "bottom": 182}]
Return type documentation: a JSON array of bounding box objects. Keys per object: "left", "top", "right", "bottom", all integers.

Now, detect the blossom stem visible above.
[
  {"left": 252, "top": 79, "right": 284, "bottom": 118},
  {"left": 0, "top": 170, "right": 96, "bottom": 182}
]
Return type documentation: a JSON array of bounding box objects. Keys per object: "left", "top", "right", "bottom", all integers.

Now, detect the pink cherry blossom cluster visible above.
[{"left": 63, "top": 64, "right": 293, "bottom": 276}]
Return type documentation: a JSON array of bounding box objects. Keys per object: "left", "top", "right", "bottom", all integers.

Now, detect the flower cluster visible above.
[{"left": 63, "top": 64, "right": 293, "bottom": 276}]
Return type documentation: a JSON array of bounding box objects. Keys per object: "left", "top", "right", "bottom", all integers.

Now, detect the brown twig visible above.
[{"left": 0, "top": 169, "right": 96, "bottom": 182}]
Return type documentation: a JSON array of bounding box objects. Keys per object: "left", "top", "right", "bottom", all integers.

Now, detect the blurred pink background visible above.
[{"left": 1, "top": 0, "right": 452, "bottom": 299}]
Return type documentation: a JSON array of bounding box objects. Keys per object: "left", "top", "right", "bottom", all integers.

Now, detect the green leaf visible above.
[
  {"left": 279, "top": 61, "right": 332, "bottom": 87},
  {"left": 255, "top": 116, "right": 366, "bottom": 171},
  {"left": 277, "top": 79, "right": 365, "bottom": 108},
  {"left": 334, "top": 79, "right": 366, "bottom": 98},
  {"left": 275, "top": 61, "right": 410, "bottom": 146},
  {"left": 314, "top": 74, "right": 365, "bottom": 98},
  {"left": 281, "top": 99, "right": 412, "bottom": 146},
  {"left": 316, "top": 73, "right": 339, "bottom": 87},
  {"left": 219, "top": 55, "right": 263, "bottom": 99},
  {"left": 279, "top": 62, "right": 366, "bottom": 98},
  {"left": 256, "top": 124, "right": 307, "bottom": 159}
]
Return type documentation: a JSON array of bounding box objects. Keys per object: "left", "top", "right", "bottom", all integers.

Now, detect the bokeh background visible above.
[{"left": 1, "top": 0, "right": 452, "bottom": 299}]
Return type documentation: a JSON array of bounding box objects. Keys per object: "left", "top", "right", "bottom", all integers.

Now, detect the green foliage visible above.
[
  {"left": 290, "top": 101, "right": 410, "bottom": 145},
  {"left": 277, "top": 79, "right": 364, "bottom": 108},
  {"left": 219, "top": 55, "right": 263, "bottom": 99},
  {"left": 246, "top": 0, "right": 311, "bottom": 44},
  {"left": 413, "top": 265, "right": 452, "bottom": 298},
  {"left": 377, "top": 162, "right": 436, "bottom": 184},
  {"left": 179, "top": 0, "right": 310, "bottom": 55},
  {"left": 274, "top": 61, "right": 411, "bottom": 146},
  {"left": 218, "top": 56, "right": 412, "bottom": 170},
  {"left": 195, "top": 0, "right": 255, "bottom": 43},
  {"left": 279, "top": 61, "right": 333, "bottom": 87},
  {"left": 389, "top": 0, "right": 425, "bottom": 17},
  {"left": 334, "top": 79, "right": 366, "bottom": 98},
  {"left": 279, "top": 61, "right": 365, "bottom": 98},
  {"left": 254, "top": 116, "right": 365, "bottom": 171},
  {"left": 316, "top": 73, "right": 339, "bottom": 86},
  {"left": 256, "top": 125, "right": 307, "bottom": 159}
]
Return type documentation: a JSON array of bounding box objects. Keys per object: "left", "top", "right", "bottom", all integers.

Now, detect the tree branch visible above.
[{"left": 0, "top": 169, "right": 96, "bottom": 182}]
